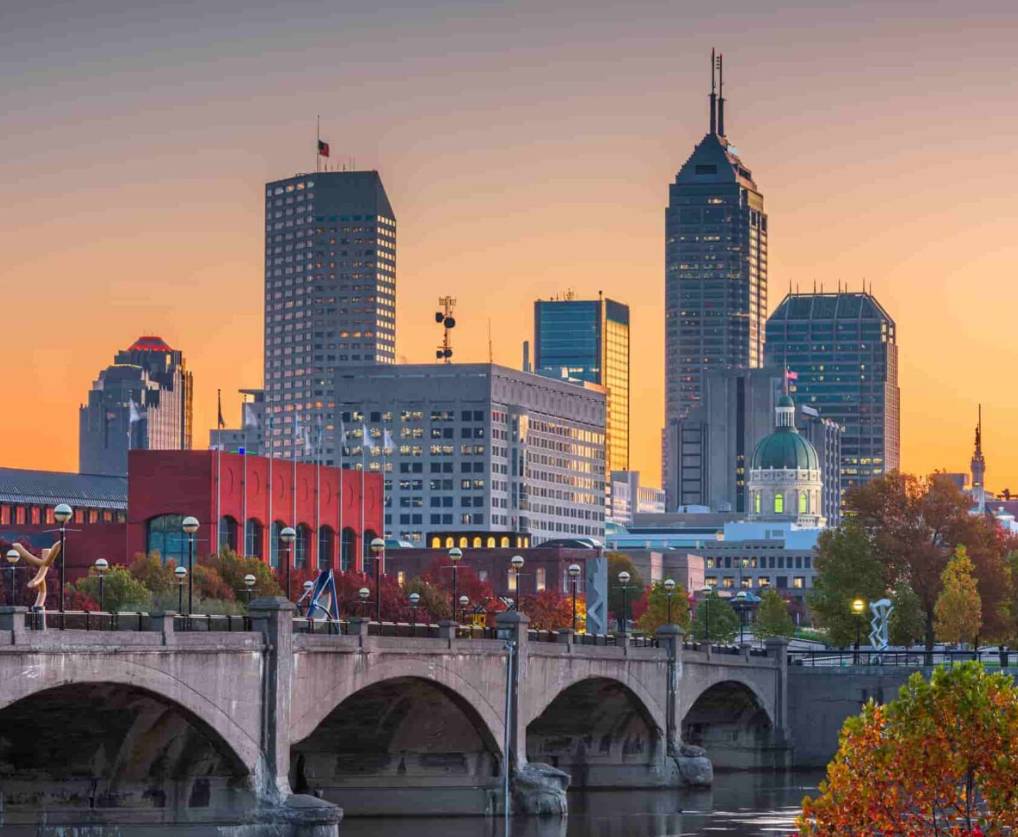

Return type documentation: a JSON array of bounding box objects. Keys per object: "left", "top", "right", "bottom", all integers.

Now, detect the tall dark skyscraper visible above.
[
  {"left": 765, "top": 290, "right": 900, "bottom": 493},
  {"left": 533, "top": 295, "right": 630, "bottom": 473},
  {"left": 78, "top": 336, "right": 193, "bottom": 476},
  {"left": 263, "top": 170, "right": 396, "bottom": 461},
  {"left": 663, "top": 52, "right": 768, "bottom": 509}
]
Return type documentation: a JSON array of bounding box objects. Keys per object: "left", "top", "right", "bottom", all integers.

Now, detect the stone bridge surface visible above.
[{"left": 0, "top": 601, "right": 789, "bottom": 835}]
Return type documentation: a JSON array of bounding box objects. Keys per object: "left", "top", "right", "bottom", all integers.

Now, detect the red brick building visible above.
[{"left": 0, "top": 452, "right": 382, "bottom": 579}]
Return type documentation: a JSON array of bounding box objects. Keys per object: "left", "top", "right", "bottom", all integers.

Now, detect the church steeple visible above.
[{"left": 971, "top": 404, "right": 986, "bottom": 491}]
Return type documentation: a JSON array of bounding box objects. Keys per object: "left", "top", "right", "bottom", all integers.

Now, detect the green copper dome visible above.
[
  {"left": 752, "top": 426, "right": 820, "bottom": 471},
  {"left": 752, "top": 395, "right": 820, "bottom": 471}
]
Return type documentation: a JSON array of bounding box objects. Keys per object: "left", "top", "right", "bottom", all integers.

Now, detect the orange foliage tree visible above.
[{"left": 798, "top": 662, "right": 1018, "bottom": 835}]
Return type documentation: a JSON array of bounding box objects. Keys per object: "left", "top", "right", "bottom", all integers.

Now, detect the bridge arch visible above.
[
  {"left": 290, "top": 672, "right": 503, "bottom": 816},
  {"left": 0, "top": 660, "right": 263, "bottom": 775},
  {"left": 526, "top": 676, "right": 668, "bottom": 788},
  {"left": 0, "top": 680, "right": 257, "bottom": 825},
  {"left": 681, "top": 679, "right": 782, "bottom": 770}
]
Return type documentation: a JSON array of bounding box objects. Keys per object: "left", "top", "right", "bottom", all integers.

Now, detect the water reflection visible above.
[{"left": 339, "top": 772, "right": 821, "bottom": 837}]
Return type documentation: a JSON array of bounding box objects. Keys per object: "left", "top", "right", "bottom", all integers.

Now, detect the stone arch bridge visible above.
[{"left": 0, "top": 601, "right": 789, "bottom": 835}]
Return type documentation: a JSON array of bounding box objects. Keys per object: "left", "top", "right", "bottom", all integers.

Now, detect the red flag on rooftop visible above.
[{"left": 317, "top": 139, "right": 330, "bottom": 158}]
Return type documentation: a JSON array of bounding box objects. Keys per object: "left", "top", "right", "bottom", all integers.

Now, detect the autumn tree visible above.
[
  {"left": 205, "top": 549, "right": 282, "bottom": 599},
  {"left": 519, "top": 590, "right": 573, "bottom": 630},
  {"left": 808, "top": 522, "right": 888, "bottom": 647},
  {"left": 935, "top": 546, "right": 982, "bottom": 647},
  {"left": 606, "top": 553, "right": 644, "bottom": 627},
  {"left": 798, "top": 663, "right": 1018, "bottom": 835},
  {"left": 888, "top": 581, "right": 925, "bottom": 647},
  {"left": 843, "top": 472, "right": 1009, "bottom": 650},
  {"left": 636, "top": 581, "right": 691, "bottom": 634},
  {"left": 754, "top": 589, "right": 795, "bottom": 639},
  {"left": 690, "top": 590, "right": 739, "bottom": 643},
  {"left": 74, "top": 566, "right": 151, "bottom": 612}
]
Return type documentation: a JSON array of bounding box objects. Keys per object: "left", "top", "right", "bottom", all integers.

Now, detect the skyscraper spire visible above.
[
  {"left": 717, "top": 52, "right": 725, "bottom": 136},
  {"left": 709, "top": 48, "right": 718, "bottom": 135},
  {"left": 971, "top": 403, "right": 985, "bottom": 491}
]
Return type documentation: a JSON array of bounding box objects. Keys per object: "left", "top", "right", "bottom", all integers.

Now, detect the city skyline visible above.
[{"left": 4, "top": 1, "right": 1018, "bottom": 490}]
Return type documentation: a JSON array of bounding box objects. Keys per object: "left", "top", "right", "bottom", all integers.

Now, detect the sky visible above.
[{"left": 2, "top": 0, "right": 1018, "bottom": 490}]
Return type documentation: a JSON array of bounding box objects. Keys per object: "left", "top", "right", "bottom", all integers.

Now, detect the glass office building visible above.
[
  {"left": 534, "top": 297, "right": 630, "bottom": 474},
  {"left": 765, "top": 291, "right": 900, "bottom": 493},
  {"left": 663, "top": 60, "right": 767, "bottom": 508}
]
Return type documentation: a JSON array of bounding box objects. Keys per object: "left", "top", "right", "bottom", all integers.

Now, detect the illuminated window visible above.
[
  {"left": 798, "top": 492, "right": 807, "bottom": 514},
  {"left": 753, "top": 493, "right": 761, "bottom": 514},
  {"left": 774, "top": 493, "right": 784, "bottom": 514}
]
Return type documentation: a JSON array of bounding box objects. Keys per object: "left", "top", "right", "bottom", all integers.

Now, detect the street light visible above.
[
  {"left": 370, "top": 537, "right": 386, "bottom": 621},
  {"left": 243, "top": 573, "right": 256, "bottom": 605},
  {"left": 458, "top": 594, "right": 469, "bottom": 625},
  {"left": 568, "top": 563, "right": 582, "bottom": 633},
  {"left": 54, "top": 503, "right": 73, "bottom": 614},
  {"left": 358, "top": 586, "right": 370, "bottom": 617},
  {"left": 851, "top": 597, "right": 866, "bottom": 664},
  {"left": 700, "top": 585, "right": 713, "bottom": 644},
  {"left": 733, "top": 590, "right": 750, "bottom": 644},
  {"left": 175, "top": 565, "right": 187, "bottom": 614},
  {"left": 5, "top": 549, "right": 19, "bottom": 607},
  {"left": 279, "top": 526, "right": 296, "bottom": 602},
  {"left": 408, "top": 591, "right": 421, "bottom": 636},
  {"left": 94, "top": 558, "right": 109, "bottom": 612},
  {"left": 618, "top": 570, "right": 631, "bottom": 634},
  {"left": 182, "top": 516, "right": 199, "bottom": 615},
  {"left": 448, "top": 547, "right": 463, "bottom": 623},
  {"left": 510, "top": 554, "right": 524, "bottom": 610},
  {"left": 663, "top": 578, "right": 676, "bottom": 625},
  {"left": 302, "top": 580, "right": 314, "bottom": 616}
]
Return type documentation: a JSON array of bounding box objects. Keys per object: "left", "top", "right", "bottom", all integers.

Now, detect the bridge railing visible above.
[
  {"left": 682, "top": 640, "right": 770, "bottom": 657},
  {"left": 17, "top": 610, "right": 257, "bottom": 633},
  {"left": 789, "top": 648, "right": 1018, "bottom": 668}
]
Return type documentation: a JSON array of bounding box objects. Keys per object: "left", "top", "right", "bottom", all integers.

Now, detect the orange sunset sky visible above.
[{"left": 2, "top": 1, "right": 1017, "bottom": 491}]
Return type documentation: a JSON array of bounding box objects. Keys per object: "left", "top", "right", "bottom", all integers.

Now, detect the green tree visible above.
[
  {"left": 205, "top": 549, "right": 282, "bottom": 599},
  {"left": 75, "top": 566, "right": 152, "bottom": 612},
  {"left": 636, "top": 581, "right": 691, "bottom": 634},
  {"left": 935, "top": 545, "right": 982, "bottom": 646},
  {"left": 807, "top": 522, "right": 888, "bottom": 647},
  {"left": 754, "top": 588, "right": 795, "bottom": 639},
  {"left": 606, "top": 553, "right": 644, "bottom": 626},
  {"left": 888, "top": 581, "right": 924, "bottom": 647},
  {"left": 690, "top": 590, "right": 739, "bottom": 643},
  {"left": 404, "top": 577, "right": 450, "bottom": 622}
]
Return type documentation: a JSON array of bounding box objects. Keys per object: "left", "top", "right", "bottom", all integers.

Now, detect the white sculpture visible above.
[{"left": 868, "top": 598, "right": 894, "bottom": 651}]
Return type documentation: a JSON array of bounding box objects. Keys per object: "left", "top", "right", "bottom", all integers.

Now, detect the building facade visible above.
[
  {"left": 534, "top": 295, "right": 630, "bottom": 474},
  {"left": 79, "top": 336, "right": 193, "bottom": 477},
  {"left": 210, "top": 389, "right": 266, "bottom": 455},
  {"left": 664, "top": 55, "right": 768, "bottom": 506},
  {"left": 263, "top": 171, "right": 397, "bottom": 462},
  {"left": 608, "top": 470, "right": 665, "bottom": 526},
  {"left": 765, "top": 291, "right": 900, "bottom": 493},
  {"left": 664, "top": 367, "right": 842, "bottom": 524},
  {"left": 330, "top": 363, "right": 606, "bottom": 546}
]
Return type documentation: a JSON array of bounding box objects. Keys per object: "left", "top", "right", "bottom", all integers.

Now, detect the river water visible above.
[{"left": 340, "top": 771, "right": 822, "bottom": 837}]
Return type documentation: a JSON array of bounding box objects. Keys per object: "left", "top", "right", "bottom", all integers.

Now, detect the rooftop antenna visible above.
[
  {"left": 717, "top": 53, "right": 726, "bottom": 136},
  {"left": 435, "top": 297, "right": 457, "bottom": 363},
  {"left": 488, "top": 318, "right": 494, "bottom": 363},
  {"left": 709, "top": 48, "right": 718, "bottom": 135}
]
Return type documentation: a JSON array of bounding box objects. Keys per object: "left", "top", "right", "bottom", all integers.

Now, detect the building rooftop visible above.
[
  {"left": 769, "top": 291, "right": 895, "bottom": 324},
  {"left": 0, "top": 467, "right": 128, "bottom": 510},
  {"left": 127, "top": 335, "right": 174, "bottom": 352}
]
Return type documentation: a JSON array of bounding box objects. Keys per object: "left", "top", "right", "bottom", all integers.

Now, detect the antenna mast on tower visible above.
[{"left": 435, "top": 297, "right": 457, "bottom": 363}]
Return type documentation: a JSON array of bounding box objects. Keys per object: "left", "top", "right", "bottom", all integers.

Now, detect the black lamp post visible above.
[
  {"left": 851, "top": 597, "right": 866, "bottom": 664},
  {"left": 618, "top": 570, "right": 631, "bottom": 634},
  {"left": 568, "top": 563, "right": 581, "bottom": 633},
  {"left": 94, "top": 558, "right": 109, "bottom": 612},
  {"left": 358, "top": 586, "right": 370, "bottom": 617},
  {"left": 663, "top": 578, "right": 676, "bottom": 624},
  {"left": 5, "top": 549, "right": 19, "bottom": 607},
  {"left": 700, "top": 586, "right": 713, "bottom": 643},
  {"left": 370, "top": 538, "right": 385, "bottom": 621},
  {"left": 280, "top": 526, "right": 296, "bottom": 602},
  {"left": 53, "top": 503, "right": 72, "bottom": 613},
  {"left": 448, "top": 547, "right": 463, "bottom": 622},
  {"left": 175, "top": 565, "right": 187, "bottom": 614},
  {"left": 458, "top": 594, "right": 469, "bottom": 625},
  {"left": 510, "top": 554, "right": 524, "bottom": 611},
  {"left": 242, "top": 573, "right": 256, "bottom": 606},
  {"left": 733, "top": 590, "right": 749, "bottom": 644},
  {"left": 302, "top": 580, "right": 314, "bottom": 617},
  {"left": 408, "top": 591, "right": 420, "bottom": 636},
  {"left": 182, "top": 516, "right": 199, "bottom": 614}
]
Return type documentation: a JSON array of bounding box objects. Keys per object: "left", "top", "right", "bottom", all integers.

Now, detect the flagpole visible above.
[
  {"left": 315, "top": 413, "right": 321, "bottom": 570},
  {"left": 316, "top": 114, "right": 320, "bottom": 174},
  {"left": 216, "top": 389, "right": 223, "bottom": 555}
]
